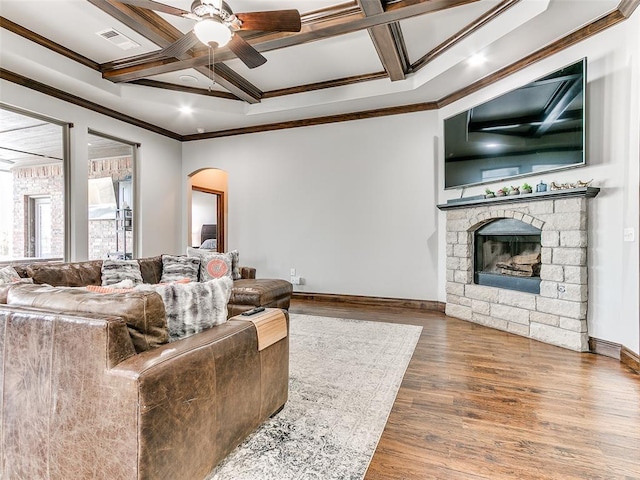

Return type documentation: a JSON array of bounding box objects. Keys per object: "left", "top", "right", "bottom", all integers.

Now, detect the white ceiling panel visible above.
[
  {"left": 400, "top": 0, "right": 503, "bottom": 64},
  {"left": 223, "top": 30, "right": 383, "bottom": 91}
]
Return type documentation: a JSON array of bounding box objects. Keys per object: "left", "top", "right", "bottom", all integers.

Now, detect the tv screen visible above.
[{"left": 444, "top": 58, "right": 586, "bottom": 189}]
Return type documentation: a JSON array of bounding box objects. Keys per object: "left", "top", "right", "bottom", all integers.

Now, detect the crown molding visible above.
[{"left": 1, "top": 0, "right": 637, "bottom": 140}]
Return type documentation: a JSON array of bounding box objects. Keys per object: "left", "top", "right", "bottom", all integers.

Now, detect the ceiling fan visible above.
[{"left": 117, "top": 0, "right": 302, "bottom": 68}]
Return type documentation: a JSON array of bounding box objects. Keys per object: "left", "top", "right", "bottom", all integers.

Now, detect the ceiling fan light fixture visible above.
[{"left": 193, "top": 18, "right": 232, "bottom": 48}]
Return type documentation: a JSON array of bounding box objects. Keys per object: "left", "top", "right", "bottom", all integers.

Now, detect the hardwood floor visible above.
[{"left": 289, "top": 299, "right": 640, "bottom": 480}]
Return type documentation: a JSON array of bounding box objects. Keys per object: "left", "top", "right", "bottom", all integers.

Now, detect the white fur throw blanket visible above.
[{"left": 136, "top": 277, "right": 233, "bottom": 342}]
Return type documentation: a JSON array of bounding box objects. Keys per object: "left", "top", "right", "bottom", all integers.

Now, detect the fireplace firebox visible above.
[{"left": 474, "top": 218, "right": 542, "bottom": 294}]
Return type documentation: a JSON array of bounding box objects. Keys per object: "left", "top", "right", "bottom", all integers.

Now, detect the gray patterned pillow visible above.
[
  {"left": 228, "top": 250, "right": 240, "bottom": 280},
  {"left": 101, "top": 259, "right": 143, "bottom": 286},
  {"left": 160, "top": 255, "right": 200, "bottom": 283},
  {"left": 186, "top": 247, "right": 233, "bottom": 281},
  {"left": 136, "top": 276, "right": 233, "bottom": 341}
]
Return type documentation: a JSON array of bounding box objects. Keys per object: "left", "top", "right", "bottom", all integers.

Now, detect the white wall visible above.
[
  {"left": 183, "top": 12, "right": 639, "bottom": 354},
  {"left": 0, "top": 81, "right": 183, "bottom": 259},
  {"left": 182, "top": 112, "right": 441, "bottom": 300},
  {"left": 438, "top": 13, "right": 640, "bottom": 354}
]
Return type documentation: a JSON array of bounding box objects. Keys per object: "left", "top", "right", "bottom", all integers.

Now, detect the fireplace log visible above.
[
  {"left": 512, "top": 252, "right": 541, "bottom": 265},
  {"left": 496, "top": 252, "right": 541, "bottom": 277}
]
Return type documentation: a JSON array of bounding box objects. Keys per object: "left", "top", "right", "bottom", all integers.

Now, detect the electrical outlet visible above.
[
  {"left": 290, "top": 268, "right": 296, "bottom": 276},
  {"left": 623, "top": 228, "right": 635, "bottom": 242}
]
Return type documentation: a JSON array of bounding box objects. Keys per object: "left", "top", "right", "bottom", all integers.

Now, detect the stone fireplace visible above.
[{"left": 438, "top": 188, "right": 599, "bottom": 351}]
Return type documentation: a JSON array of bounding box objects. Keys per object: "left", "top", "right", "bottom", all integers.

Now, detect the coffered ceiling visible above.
[{"left": 0, "top": 0, "right": 634, "bottom": 139}]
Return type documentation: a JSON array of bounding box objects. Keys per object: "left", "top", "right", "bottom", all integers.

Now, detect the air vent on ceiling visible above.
[{"left": 96, "top": 28, "right": 140, "bottom": 51}]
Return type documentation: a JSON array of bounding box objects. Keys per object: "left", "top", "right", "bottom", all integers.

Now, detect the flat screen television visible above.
[{"left": 444, "top": 58, "right": 586, "bottom": 189}]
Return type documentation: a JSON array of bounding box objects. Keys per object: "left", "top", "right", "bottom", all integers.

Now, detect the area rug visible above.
[{"left": 207, "top": 313, "right": 422, "bottom": 480}]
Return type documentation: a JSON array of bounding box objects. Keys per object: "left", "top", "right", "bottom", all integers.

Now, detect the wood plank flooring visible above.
[{"left": 289, "top": 299, "right": 640, "bottom": 480}]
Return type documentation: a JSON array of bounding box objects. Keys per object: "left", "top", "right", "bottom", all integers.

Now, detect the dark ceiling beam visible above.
[
  {"left": 263, "top": 71, "right": 388, "bottom": 98},
  {"left": 0, "top": 17, "right": 100, "bottom": 71},
  {"left": 129, "top": 79, "right": 237, "bottom": 99},
  {"left": 357, "top": 0, "right": 408, "bottom": 81},
  {"left": 88, "top": 0, "right": 261, "bottom": 103},
  {"left": 87, "top": 0, "right": 180, "bottom": 46},
  {"left": 102, "top": 0, "right": 479, "bottom": 82},
  {"left": 0, "top": 68, "right": 181, "bottom": 140},
  {"left": 182, "top": 101, "right": 439, "bottom": 140},
  {"left": 412, "top": 0, "right": 520, "bottom": 71}
]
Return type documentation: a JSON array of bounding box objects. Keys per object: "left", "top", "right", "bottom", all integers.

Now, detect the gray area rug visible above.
[{"left": 207, "top": 313, "right": 422, "bottom": 480}]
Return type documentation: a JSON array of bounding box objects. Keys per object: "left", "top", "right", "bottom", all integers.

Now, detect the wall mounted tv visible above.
[{"left": 444, "top": 58, "right": 586, "bottom": 189}]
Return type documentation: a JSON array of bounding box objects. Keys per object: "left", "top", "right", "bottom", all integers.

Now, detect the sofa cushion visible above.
[
  {"left": 7, "top": 283, "right": 168, "bottom": 353},
  {"left": 230, "top": 279, "right": 293, "bottom": 306},
  {"left": 187, "top": 247, "right": 233, "bottom": 281},
  {"left": 26, "top": 260, "right": 103, "bottom": 286},
  {"left": 136, "top": 277, "right": 233, "bottom": 342},
  {"left": 0, "top": 278, "right": 34, "bottom": 304},
  {"left": 102, "top": 259, "right": 144, "bottom": 286},
  {"left": 160, "top": 255, "right": 200, "bottom": 283}
]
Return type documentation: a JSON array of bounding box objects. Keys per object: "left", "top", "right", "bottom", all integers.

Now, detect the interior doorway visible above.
[
  {"left": 191, "top": 186, "right": 224, "bottom": 252},
  {"left": 189, "top": 168, "right": 228, "bottom": 252}
]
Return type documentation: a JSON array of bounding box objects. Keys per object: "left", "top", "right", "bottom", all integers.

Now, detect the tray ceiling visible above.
[{"left": 0, "top": 0, "right": 629, "bottom": 137}]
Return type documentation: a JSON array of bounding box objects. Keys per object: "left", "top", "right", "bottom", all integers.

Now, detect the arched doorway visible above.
[{"left": 188, "top": 168, "right": 228, "bottom": 252}]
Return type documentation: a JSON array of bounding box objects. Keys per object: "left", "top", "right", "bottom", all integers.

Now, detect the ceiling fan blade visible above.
[
  {"left": 161, "top": 32, "right": 200, "bottom": 58},
  {"left": 116, "top": 0, "right": 190, "bottom": 17},
  {"left": 236, "top": 10, "right": 302, "bottom": 32},
  {"left": 227, "top": 34, "right": 267, "bottom": 69}
]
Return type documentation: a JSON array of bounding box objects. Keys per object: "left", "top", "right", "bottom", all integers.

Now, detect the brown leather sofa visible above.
[
  {"left": 4, "top": 255, "right": 293, "bottom": 317},
  {"left": 0, "top": 256, "right": 291, "bottom": 479}
]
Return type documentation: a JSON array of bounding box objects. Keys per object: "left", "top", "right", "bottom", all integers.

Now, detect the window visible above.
[
  {"left": 0, "top": 104, "right": 69, "bottom": 262},
  {"left": 87, "top": 131, "right": 136, "bottom": 260}
]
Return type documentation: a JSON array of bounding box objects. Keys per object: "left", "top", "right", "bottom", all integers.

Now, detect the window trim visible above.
[
  {"left": 88, "top": 129, "right": 140, "bottom": 259},
  {"left": 0, "top": 102, "right": 72, "bottom": 262}
]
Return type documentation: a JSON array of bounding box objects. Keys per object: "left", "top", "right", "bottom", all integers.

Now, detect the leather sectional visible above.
[{"left": 0, "top": 256, "right": 293, "bottom": 479}]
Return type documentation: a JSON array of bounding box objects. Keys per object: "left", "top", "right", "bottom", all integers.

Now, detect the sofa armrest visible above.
[
  {"left": 108, "top": 319, "right": 264, "bottom": 480},
  {"left": 109, "top": 319, "right": 254, "bottom": 378},
  {"left": 240, "top": 266, "right": 256, "bottom": 279}
]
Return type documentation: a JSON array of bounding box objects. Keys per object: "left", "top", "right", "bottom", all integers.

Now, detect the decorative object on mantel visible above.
[
  {"left": 484, "top": 188, "right": 495, "bottom": 198},
  {"left": 439, "top": 186, "right": 600, "bottom": 210},
  {"left": 509, "top": 186, "right": 520, "bottom": 195},
  {"left": 536, "top": 180, "right": 547, "bottom": 193},
  {"left": 550, "top": 179, "right": 593, "bottom": 190},
  {"left": 496, "top": 186, "right": 509, "bottom": 197},
  {"left": 521, "top": 183, "right": 533, "bottom": 194}
]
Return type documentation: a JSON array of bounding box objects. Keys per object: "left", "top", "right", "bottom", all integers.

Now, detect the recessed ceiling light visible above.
[
  {"left": 468, "top": 53, "right": 486, "bottom": 66},
  {"left": 179, "top": 106, "right": 193, "bottom": 114},
  {"left": 179, "top": 75, "right": 199, "bottom": 83}
]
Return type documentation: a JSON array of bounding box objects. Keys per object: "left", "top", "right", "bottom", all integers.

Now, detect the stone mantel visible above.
[
  {"left": 437, "top": 187, "right": 600, "bottom": 211},
  {"left": 441, "top": 188, "right": 599, "bottom": 352}
]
